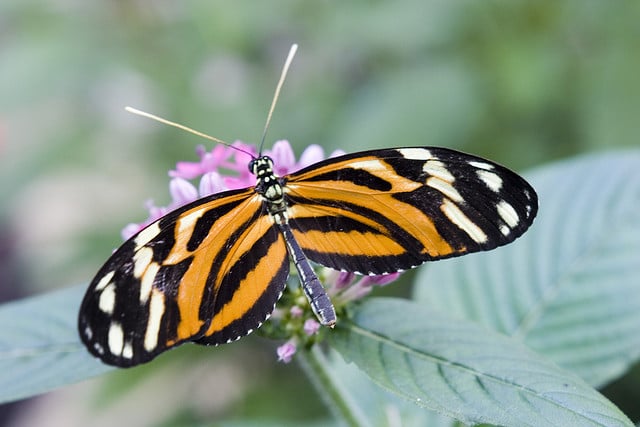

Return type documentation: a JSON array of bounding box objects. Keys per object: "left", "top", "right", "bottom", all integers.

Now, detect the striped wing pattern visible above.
[
  {"left": 79, "top": 188, "right": 288, "bottom": 367},
  {"left": 286, "top": 147, "right": 536, "bottom": 274},
  {"left": 79, "top": 146, "right": 537, "bottom": 367}
]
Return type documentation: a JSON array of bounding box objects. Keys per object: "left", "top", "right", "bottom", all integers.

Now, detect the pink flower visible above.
[
  {"left": 122, "top": 140, "right": 325, "bottom": 241},
  {"left": 170, "top": 143, "right": 256, "bottom": 181},
  {"left": 277, "top": 340, "right": 297, "bottom": 363},
  {"left": 289, "top": 305, "right": 304, "bottom": 318},
  {"left": 169, "top": 177, "right": 198, "bottom": 207},
  {"left": 335, "top": 272, "right": 357, "bottom": 290},
  {"left": 359, "top": 272, "right": 402, "bottom": 287},
  {"left": 198, "top": 172, "right": 226, "bottom": 196},
  {"left": 329, "top": 271, "right": 402, "bottom": 304},
  {"left": 303, "top": 319, "right": 320, "bottom": 336},
  {"left": 264, "top": 141, "right": 329, "bottom": 176}
]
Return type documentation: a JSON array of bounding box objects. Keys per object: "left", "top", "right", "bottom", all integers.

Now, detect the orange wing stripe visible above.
[
  {"left": 293, "top": 229, "right": 406, "bottom": 257},
  {"left": 168, "top": 192, "right": 262, "bottom": 341},
  {"left": 205, "top": 231, "right": 286, "bottom": 335},
  {"left": 287, "top": 184, "right": 454, "bottom": 257}
]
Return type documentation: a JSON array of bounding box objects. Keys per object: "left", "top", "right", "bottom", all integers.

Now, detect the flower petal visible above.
[
  {"left": 121, "top": 223, "right": 142, "bottom": 241},
  {"left": 335, "top": 271, "right": 357, "bottom": 290},
  {"left": 170, "top": 161, "right": 203, "bottom": 179},
  {"left": 298, "top": 144, "right": 325, "bottom": 169},
  {"left": 268, "top": 140, "right": 296, "bottom": 175},
  {"left": 329, "top": 149, "right": 346, "bottom": 158},
  {"left": 169, "top": 177, "right": 199, "bottom": 206},
  {"left": 360, "top": 272, "right": 402, "bottom": 287},
  {"left": 199, "top": 172, "right": 226, "bottom": 196}
]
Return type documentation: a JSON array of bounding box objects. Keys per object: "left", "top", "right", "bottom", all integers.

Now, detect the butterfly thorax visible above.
[
  {"left": 250, "top": 156, "right": 337, "bottom": 326},
  {"left": 250, "top": 156, "right": 287, "bottom": 219}
]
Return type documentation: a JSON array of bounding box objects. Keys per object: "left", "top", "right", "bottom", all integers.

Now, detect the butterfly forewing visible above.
[
  {"left": 284, "top": 147, "right": 537, "bottom": 274},
  {"left": 78, "top": 188, "right": 288, "bottom": 366}
]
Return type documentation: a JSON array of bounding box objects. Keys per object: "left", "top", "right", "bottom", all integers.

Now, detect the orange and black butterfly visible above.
[{"left": 78, "top": 46, "right": 538, "bottom": 367}]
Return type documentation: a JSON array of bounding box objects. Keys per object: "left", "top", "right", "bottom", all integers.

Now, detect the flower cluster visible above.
[
  {"left": 122, "top": 140, "right": 401, "bottom": 363},
  {"left": 122, "top": 140, "right": 341, "bottom": 240},
  {"left": 273, "top": 269, "right": 401, "bottom": 363}
]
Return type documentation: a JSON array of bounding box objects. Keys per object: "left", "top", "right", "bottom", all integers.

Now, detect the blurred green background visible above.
[{"left": 1, "top": 1, "right": 639, "bottom": 425}]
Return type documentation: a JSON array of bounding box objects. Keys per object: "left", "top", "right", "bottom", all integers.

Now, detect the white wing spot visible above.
[
  {"left": 98, "top": 282, "right": 116, "bottom": 314},
  {"left": 497, "top": 200, "right": 520, "bottom": 228},
  {"left": 122, "top": 342, "right": 133, "bottom": 359},
  {"left": 177, "top": 209, "right": 205, "bottom": 237},
  {"left": 139, "top": 262, "right": 160, "bottom": 305},
  {"left": 134, "top": 222, "right": 161, "bottom": 250},
  {"left": 93, "top": 342, "right": 104, "bottom": 355},
  {"left": 144, "top": 289, "right": 165, "bottom": 352},
  {"left": 500, "top": 224, "right": 511, "bottom": 236},
  {"left": 94, "top": 270, "right": 115, "bottom": 292},
  {"left": 423, "top": 160, "right": 455, "bottom": 182},
  {"left": 108, "top": 322, "right": 125, "bottom": 356},
  {"left": 397, "top": 148, "right": 433, "bottom": 161},
  {"left": 84, "top": 325, "right": 93, "bottom": 340},
  {"left": 349, "top": 159, "right": 387, "bottom": 171},
  {"left": 477, "top": 170, "right": 503, "bottom": 192},
  {"left": 441, "top": 199, "right": 488, "bottom": 244},
  {"left": 133, "top": 247, "right": 153, "bottom": 279},
  {"left": 468, "top": 161, "right": 494, "bottom": 170},
  {"left": 426, "top": 177, "right": 464, "bottom": 203}
]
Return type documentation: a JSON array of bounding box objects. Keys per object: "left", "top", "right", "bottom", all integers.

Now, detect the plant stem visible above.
[{"left": 297, "top": 345, "right": 370, "bottom": 427}]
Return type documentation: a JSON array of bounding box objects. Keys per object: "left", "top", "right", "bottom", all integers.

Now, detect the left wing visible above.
[
  {"left": 78, "top": 188, "right": 288, "bottom": 367},
  {"left": 283, "top": 147, "right": 537, "bottom": 275}
]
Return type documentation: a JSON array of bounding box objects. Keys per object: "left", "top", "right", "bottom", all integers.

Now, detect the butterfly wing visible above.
[
  {"left": 284, "top": 147, "right": 537, "bottom": 274},
  {"left": 78, "top": 188, "right": 288, "bottom": 367}
]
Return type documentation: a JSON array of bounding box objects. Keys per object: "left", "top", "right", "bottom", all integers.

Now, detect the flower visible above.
[
  {"left": 276, "top": 340, "right": 297, "bottom": 363},
  {"left": 303, "top": 319, "right": 320, "bottom": 336},
  {"left": 289, "top": 305, "right": 304, "bottom": 318},
  {"left": 329, "top": 271, "right": 402, "bottom": 304},
  {"left": 121, "top": 140, "right": 329, "bottom": 240}
]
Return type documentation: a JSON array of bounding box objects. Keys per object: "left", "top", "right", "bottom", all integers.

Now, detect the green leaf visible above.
[
  {"left": 0, "top": 285, "right": 113, "bottom": 404},
  {"left": 330, "top": 297, "right": 632, "bottom": 427},
  {"left": 299, "top": 346, "right": 454, "bottom": 427},
  {"left": 414, "top": 151, "right": 640, "bottom": 387}
]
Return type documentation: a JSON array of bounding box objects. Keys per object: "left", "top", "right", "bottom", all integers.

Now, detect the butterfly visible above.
[{"left": 78, "top": 46, "right": 538, "bottom": 367}]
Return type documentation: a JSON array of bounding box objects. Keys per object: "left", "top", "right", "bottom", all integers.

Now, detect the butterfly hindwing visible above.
[
  {"left": 78, "top": 188, "right": 288, "bottom": 366},
  {"left": 195, "top": 208, "right": 289, "bottom": 345},
  {"left": 284, "top": 147, "right": 537, "bottom": 274}
]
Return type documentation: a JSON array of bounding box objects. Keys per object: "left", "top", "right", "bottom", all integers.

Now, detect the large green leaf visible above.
[
  {"left": 331, "top": 297, "right": 632, "bottom": 427},
  {"left": 0, "top": 285, "right": 113, "bottom": 403},
  {"left": 414, "top": 151, "right": 640, "bottom": 387}
]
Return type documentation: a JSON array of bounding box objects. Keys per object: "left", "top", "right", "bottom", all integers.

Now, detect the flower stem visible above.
[{"left": 297, "top": 345, "right": 369, "bottom": 427}]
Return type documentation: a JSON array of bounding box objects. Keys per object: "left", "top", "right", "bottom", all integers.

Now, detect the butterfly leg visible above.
[{"left": 276, "top": 221, "right": 337, "bottom": 326}]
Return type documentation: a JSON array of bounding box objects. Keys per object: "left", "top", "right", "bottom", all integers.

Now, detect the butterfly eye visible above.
[{"left": 248, "top": 158, "right": 257, "bottom": 174}]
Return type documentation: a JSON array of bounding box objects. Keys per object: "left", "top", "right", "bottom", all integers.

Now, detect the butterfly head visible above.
[
  {"left": 249, "top": 155, "right": 275, "bottom": 177},
  {"left": 249, "top": 155, "right": 287, "bottom": 214}
]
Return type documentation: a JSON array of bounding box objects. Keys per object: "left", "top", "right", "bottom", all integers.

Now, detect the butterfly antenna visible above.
[
  {"left": 125, "top": 106, "right": 255, "bottom": 158},
  {"left": 258, "top": 43, "right": 298, "bottom": 155}
]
